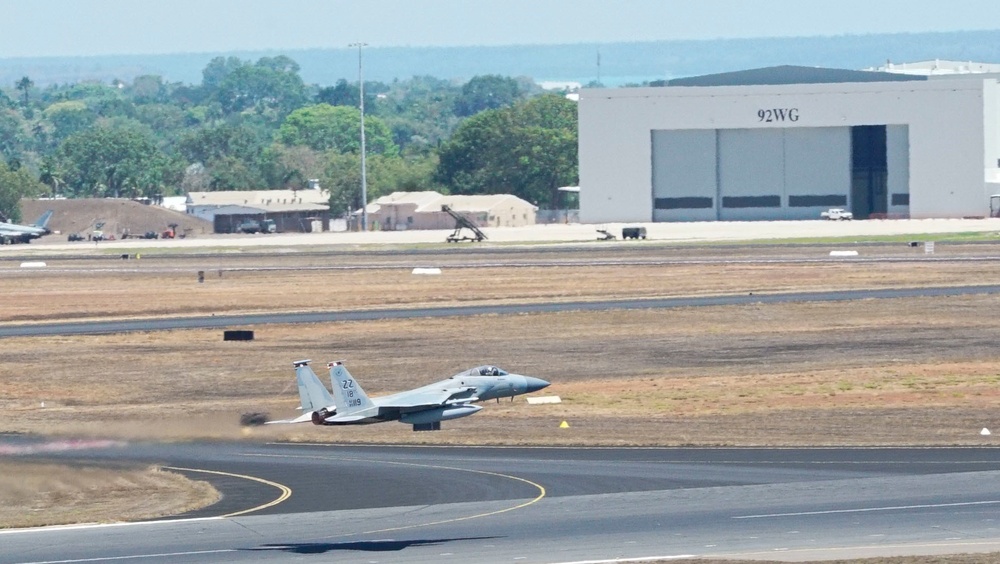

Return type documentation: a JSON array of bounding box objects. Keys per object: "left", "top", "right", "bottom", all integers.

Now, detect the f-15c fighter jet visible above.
[{"left": 270, "top": 360, "right": 550, "bottom": 431}]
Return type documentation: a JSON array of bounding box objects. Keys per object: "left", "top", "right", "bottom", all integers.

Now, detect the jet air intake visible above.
[{"left": 400, "top": 405, "right": 482, "bottom": 425}]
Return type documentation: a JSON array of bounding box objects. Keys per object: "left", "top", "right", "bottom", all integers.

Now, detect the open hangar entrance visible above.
[
  {"left": 851, "top": 125, "right": 912, "bottom": 219},
  {"left": 651, "top": 124, "right": 910, "bottom": 222}
]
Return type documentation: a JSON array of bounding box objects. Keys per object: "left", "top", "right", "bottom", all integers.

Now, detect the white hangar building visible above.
[{"left": 578, "top": 66, "right": 1000, "bottom": 222}]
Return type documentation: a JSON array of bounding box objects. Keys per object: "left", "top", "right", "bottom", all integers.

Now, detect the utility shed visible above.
[
  {"left": 579, "top": 65, "right": 1000, "bottom": 222},
  {"left": 363, "top": 191, "right": 537, "bottom": 230}
]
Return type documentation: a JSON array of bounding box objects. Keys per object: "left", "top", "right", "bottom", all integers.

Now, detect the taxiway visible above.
[{"left": 3, "top": 440, "right": 1000, "bottom": 563}]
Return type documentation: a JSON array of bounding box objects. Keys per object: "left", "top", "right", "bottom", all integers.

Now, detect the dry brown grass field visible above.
[
  {"left": 1, "top": 246, "right": 999, "bottom": 446},
  {"left": 1, "top": 243, "right": 999, "bottom": 553},
  {"left": 0, "top": 462, "right": 218, "bottom": 528},
  {"left": 1, "top": 248, "right": 997, "bottom": 323},
  {"left": 2, "top": 298, "right": 999, "bottom": 446}
]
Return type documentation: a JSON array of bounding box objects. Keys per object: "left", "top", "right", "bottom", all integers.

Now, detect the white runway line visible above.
[{"left": 734, "top": 499, "right": 1000, "bottom": 519}]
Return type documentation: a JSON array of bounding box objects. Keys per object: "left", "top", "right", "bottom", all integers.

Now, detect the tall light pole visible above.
[{"left": 349, "top": 42, "right": 369, "bottom": 231}]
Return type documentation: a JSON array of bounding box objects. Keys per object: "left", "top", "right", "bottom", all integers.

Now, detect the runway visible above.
[
  {"left": 4, "top": 237, "right": 1000, "bottom": 562},
  {"left": 3, "top": 440, "right": 1000, "bottom": 563},
  {"left": 3, "top": 285, "right": 1000, "bottom": 337}
]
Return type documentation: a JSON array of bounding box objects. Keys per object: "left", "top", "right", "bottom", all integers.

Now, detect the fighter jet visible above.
[
  {"left": 0, "top": 210, "right": 53, "bottom": 244},
  {"left": 271, "top": 360, "right": 550, "bottom": 431}
]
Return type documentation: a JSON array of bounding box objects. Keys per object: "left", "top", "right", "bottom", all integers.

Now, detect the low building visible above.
[
  {"left": 187, "top": 189, "right": 330, "bottom": 222},
  {"left": 363, "top": 191, "right": 537, "bottom": 230},
  {"left": 186, "top": 189, "right": 331, "bottom": 233}
]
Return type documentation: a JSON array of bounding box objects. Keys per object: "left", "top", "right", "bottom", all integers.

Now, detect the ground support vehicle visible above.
[{"left": 821, "top": 208, "right": 854, "bottom": 220}]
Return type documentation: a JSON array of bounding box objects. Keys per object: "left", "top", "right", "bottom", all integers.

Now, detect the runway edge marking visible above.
[
  {"left": 548, "top": 556, "right": 697, "bottom": 564},
  {"left": 0, "top": 517, "right": 223, "bottom": 535},
  {"left": 242, "top": 452, "right": 546, "bottom": 537},
  {"left": 711, "top": 539, "right": 1000, "bottom": 560},
  {"left": 164, "top": 466, "right": 292, "bottom": 517},
  {"left": 734, "top": 499, "right": 1000, "bottom": 519},
  {"left": 11, "top": 549, "right": 237, "bottom": 564}
]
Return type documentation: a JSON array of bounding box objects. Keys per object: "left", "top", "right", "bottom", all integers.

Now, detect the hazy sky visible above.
[{"left": 1, "top": 0, "right": 999, "bottom": 57}]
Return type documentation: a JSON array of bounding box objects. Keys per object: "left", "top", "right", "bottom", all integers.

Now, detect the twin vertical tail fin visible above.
[
  {"left": 33, "top": 210, "right": 53, "bottom": 230},
  {"left": 294, "top": 360, "right": 335, "bottom": 412},
  {"left": 328, "top": 362, "right": 375, "bottom": 414}
]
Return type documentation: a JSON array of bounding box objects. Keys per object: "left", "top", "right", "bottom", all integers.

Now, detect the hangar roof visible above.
[
  {"left": 209, "top": 205, "right": 262, "bottom": 215},
  {"left": 187, "top": 188, "right": 330, "bottom": 207},
  {"left": 667, "top": 65, "right": 928, "bottom": 87},
  {"left": 364, "top": 191, "right": 536, "bottom": 214},
  {"left": 431, "top": 194, "right": 534, "bottom": 213},
  {"left": 876, "top": 60, "right": 1000, "bottom": 75},
  {"left": 369, "top": 191, "right": 442, "bottom": 208},
  {"left": 211, "top": 203, "right": 329, "bottom": 216}
]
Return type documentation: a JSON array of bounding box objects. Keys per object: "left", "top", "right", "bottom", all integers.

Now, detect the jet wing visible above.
[
  {"left": 323, "top": 414, "right": 372, "bottom": 423},
  {"left": 267, "top": 411, "right": 376, "bottom": 425},
  {"left": 0, "top": 225, "right": 42, "bottom": 242},
  {"left": 378, "top": 386, "right": 479, "bottom": 411},
  {"left": 264, "top": 411, "right": 315, "bottom": 425}
]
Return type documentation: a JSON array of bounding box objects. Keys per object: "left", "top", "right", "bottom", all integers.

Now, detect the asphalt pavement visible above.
[
  {"left": 4, "top": 285, "right": 1000, "bottom": 337},
  {"left": 3, "top": 440, "right": 1000, "bottom": 563}
]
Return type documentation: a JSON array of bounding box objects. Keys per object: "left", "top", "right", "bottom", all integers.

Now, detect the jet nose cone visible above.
[{"left": 524, "top": 376, "right": 550, "bottom": 393}]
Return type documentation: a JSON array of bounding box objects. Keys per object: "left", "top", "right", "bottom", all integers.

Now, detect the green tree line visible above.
[{"left": 0, "top": 57, "right": 578, "bottom": 221}]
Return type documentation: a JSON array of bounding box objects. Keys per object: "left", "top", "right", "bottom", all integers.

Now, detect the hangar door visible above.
[
  {"left": 652, "top": 130, "right": 717, "bottom": 222},
  {"left": 851, "top": 125, "right": 910, "bottom": 219},
  {"left": 652, "top": 127, "right": 852, "bottom": 221}
]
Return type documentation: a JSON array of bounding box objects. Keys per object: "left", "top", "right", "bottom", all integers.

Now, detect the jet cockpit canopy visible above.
[{"left": 453, "top": 365, "right": 509, "bottom": 378}]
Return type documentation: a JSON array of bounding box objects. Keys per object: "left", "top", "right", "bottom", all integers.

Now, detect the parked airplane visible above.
[
  {"left": 271, "top": 360, "right": 550, "bottom": 431},
  {"left": 0, "top": 210, "right": 53, "bottom": 244}
]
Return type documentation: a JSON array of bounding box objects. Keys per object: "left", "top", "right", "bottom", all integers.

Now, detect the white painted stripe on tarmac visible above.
[
  {"left": 0, "top": 516, "right": 223, "bottom": 535},
  {"left": 548, "top": 557, "right": 698, "bottom": 564},
  {"left": 734, "top": 499, "right": 1000, "bottom": 519},
  {"left": 13, "top": 549, "right": 236, "bottom": 564}
]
